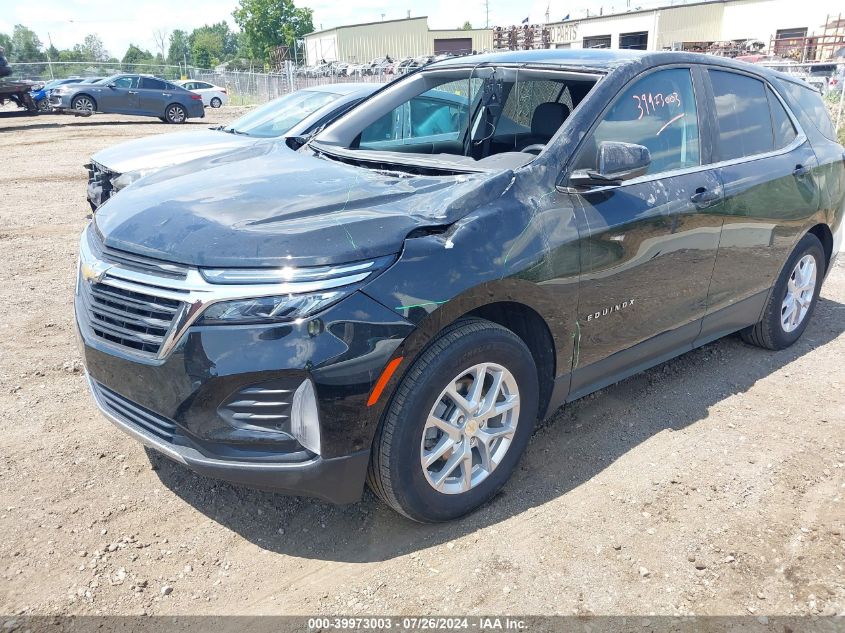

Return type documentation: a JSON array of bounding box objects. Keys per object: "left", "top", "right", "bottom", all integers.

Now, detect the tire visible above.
[
  {"left": 164, "top": 103, "right": 187, "bottom": 124},
  {"left": 741, "top": 232, "right": 825, "bottom": 350},
  {"left": 37, "top": 99, "right": 50, "bottom": 113},
  {"left": 210, "top": 97, "right": 222, "bottom": 108},
  {"left": 367, "top": 318, "right": 539, "bottom": 522},
  {"left": 71, "top": 94, "right": 96, "bottom": 113}
]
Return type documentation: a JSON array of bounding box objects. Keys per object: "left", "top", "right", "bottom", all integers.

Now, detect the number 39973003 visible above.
[{"left": 633, "top": 92, "right": 682, "bottom": 119}]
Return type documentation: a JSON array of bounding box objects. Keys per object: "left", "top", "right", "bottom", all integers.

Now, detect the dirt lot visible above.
[{"left": 0, "top": 104, "right": 843, "bottom": 618}]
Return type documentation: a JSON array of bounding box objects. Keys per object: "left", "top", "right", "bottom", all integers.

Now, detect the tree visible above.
[
  {"left": 167, "top": 29, "right": 191, "bottom": 66},
  {"left": 10, "top": 24, "right": 45, "bottom": 62},
  {"left": 152, "top": 28, "right": 169, "bottom": 61},
  {"left": 462, "top": 21, "right": 473, "bottom": 30},
  {"left": 232, "top": 0, "right": 314, "bottom": 62},
  {"left": 121, "top": 44, "right": 155, "bottom": 68},
  {"left": 191, "top": 30, "right": 224, "bottom": 68},
  {"left": 80, "top": 34, "right": 109, "bottom": 62}
]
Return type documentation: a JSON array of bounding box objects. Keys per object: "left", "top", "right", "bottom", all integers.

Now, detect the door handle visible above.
[
  {"left": 127, "top": 90, "right": 138, "bottom": 94},
  {"left": 690, "top": 187, "right": 721, "bottom": 209},
  {"left": 793, "top": 164, "right": 809, "bottom": 178},
  {"left": 162, "top": 93, "right": 171, "bottom": 97}
]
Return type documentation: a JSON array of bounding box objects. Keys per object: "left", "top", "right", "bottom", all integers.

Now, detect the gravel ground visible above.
[{"left": 0, "top": 105, "right": 843, "bottom": 618}]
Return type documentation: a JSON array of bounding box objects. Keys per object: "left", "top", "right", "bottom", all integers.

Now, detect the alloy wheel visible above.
[
  {"left": 781, "top": 254, "right": 817, "bottom": 332},
  {"left": 420, "top": 362, "right": 520, "bottom": 494},
  {"left": 74, "top": 97, "right": 94, "bottom": 112},
  {"left": 167, "top": 105, "right": 186, "bottom": 123}
]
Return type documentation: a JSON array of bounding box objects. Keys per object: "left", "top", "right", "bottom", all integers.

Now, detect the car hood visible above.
[
  {"left": 91, "top": 129, "right": 256, "bottom": 175},
  {"left": 93, "top": 143, "right": 515, "bottom": 268}
]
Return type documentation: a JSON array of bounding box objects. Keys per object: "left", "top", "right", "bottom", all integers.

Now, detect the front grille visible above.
[
  {"left": 94, "top": 381, "right": 177, "bottom": 442},
  {"left": 79, "top": 279, "right": 181, "bottom": 356},
  {"left": 87, "top": 161, "right": 116, "bottom": 203}
]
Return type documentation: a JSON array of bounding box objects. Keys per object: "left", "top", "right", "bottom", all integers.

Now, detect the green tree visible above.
[
  {"left": 121, "top": 43, "right": 155, "bottom": 68},
  {"left": 232, "top": 0, "right": 314, "bottom": 62},
  {"left": 462, "top": 21, "right": 473, "bottom": 30},
  {"left": 82, "top": 34, "right": 109, "bottom": 62},
  {"left": 10, "top": 24, "right": 45, "bottom": 62},
  {"left": 167, "top": 29, "right": 191, "bottom": 66},
  {"left": 0, "top": 32, "right": 12, "bottom": 56},
  {"left": 191, "top": 30, "right": 224, "bottom": 68}
]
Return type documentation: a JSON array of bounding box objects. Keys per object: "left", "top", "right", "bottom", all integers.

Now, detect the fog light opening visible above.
[{"left": 291, "top": 379, "right": 321, "bottom": 455}]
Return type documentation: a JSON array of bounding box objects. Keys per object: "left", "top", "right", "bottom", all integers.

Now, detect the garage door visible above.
[{"left": 434, "top": 38, "right": 473, "bottom": 55}]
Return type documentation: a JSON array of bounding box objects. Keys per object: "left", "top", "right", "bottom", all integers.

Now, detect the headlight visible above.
[
  {"left": 195, "top": 255, "right": 394, "bottom": 325},
  {"left": 111, "top": 168, "right": 159, "bottom": 192},
  {"left": 196, "top": 290, "right": 349, "bottom": 325}
]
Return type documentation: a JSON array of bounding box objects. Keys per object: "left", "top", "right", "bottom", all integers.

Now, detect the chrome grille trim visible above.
[
  {"left": 88, "top": 229, "right": 189, "bottom": 280},
  {"left": 77, "top": 226, "right": 383, "bottom": 361}
]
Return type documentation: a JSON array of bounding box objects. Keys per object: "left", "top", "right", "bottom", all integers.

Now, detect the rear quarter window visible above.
[{"left": 776, "top": 78, "right": 837, "bottom": 141}]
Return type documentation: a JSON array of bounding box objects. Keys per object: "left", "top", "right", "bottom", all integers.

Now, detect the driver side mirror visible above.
[
  {"left": 570, "top": 141, "right": 651, "bottom": 188},
  {"left": 107, "top": 83, "right": 116, "bottom": 89}
]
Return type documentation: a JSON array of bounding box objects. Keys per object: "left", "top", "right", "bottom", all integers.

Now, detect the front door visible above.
[
  {"left": 98, "top": 76, "right": 139, "bottom": 113},
  {"left": 564, "top": 66, "right": 725, "bottom": 398}
]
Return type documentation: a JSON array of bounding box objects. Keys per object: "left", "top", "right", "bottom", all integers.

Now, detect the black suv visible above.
[{"left": 76, "top": 50, "right": 843, "bottom": 522}]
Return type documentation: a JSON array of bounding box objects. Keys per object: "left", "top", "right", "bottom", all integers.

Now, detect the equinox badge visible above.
[{"left": 585, "top": 299, "right": 635, "bottom": 322}]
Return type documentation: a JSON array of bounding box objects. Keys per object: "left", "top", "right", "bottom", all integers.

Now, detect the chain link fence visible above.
[{"left": 9, "top": 61, "right": 394, "bottom": 105}]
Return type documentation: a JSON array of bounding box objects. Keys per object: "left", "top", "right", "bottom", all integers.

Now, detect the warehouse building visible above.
[
  {"left": 543, "top": 0, "right": 843, "bottom": 60},
  {"left": 304, "top": 17, "right": 493, "bottom": 66}
]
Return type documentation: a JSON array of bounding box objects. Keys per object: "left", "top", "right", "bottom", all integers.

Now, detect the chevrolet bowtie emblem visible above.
[{"left": 81, "top": 260, "right": 111, "bottom": 284}]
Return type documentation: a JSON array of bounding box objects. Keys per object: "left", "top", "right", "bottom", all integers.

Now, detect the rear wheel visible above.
[
  {"left": 164, "top": 103, "right": 187, "bottom": 124},
  {"left": 367, "top": 318, "right": 539, "bottom": 522},
  {"left": 210, "top": 97, "right": 222, "bottom": 108},
  {"left": 71, "top": 95, "right": 96, "bottom": 112},
  {"left": 741, "top": 233, "right": 825, "bottom": 350}
]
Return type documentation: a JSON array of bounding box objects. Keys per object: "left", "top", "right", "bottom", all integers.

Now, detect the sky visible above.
[{"left": 0, "top": 0, "right": 633, "bottom": 58}]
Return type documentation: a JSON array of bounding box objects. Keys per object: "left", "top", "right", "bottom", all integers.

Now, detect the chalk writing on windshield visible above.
[{"left": 632, "top": 92, "right": 682, "bottom": 120}]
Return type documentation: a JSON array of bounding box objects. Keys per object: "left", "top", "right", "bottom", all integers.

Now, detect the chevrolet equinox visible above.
[{"left": 76, "top": 50, "right": 844, "bottom": 522}]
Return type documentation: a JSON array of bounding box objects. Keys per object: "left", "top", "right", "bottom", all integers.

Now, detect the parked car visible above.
[
  {"left": 75, "top": 50, "right": 843, "bottom": 522},
  {"left": 49, "top": 74, "right": 204, "bottom": 123},
  {"left": 85, "top": 83, "right": 378, "bottom": 209},
  {"left": 32, "top": 77, "right": 91, "bottom": 112},
  {"left": 174, "top": 80, "right": 229, "bottom": 108}
]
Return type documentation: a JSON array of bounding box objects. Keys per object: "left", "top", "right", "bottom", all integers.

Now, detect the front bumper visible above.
[
  {"left": 75, "top": 254, "right": 414, "bottom": 502},
  {"left": 86, "top": 373, "right": 370, "bottom": 503}
]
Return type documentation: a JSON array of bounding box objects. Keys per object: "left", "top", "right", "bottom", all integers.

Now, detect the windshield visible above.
[
  {"left": 311, "top": 65, "right": 598, "bottom": 170},
  {"left": 224, "top": 90, "right": 341, "bottom": 138}
]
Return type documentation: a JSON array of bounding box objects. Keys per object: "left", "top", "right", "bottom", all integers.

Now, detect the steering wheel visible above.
[{"left": 520, "top": 144, "right": 546, "bottom": 155}]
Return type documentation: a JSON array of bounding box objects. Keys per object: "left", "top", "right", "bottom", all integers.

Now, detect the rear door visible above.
[
  {"left": 565, "top": 66, "right": 725, "bottom": 398},
  {"left": 138, "top": 77, "right": 170, "bottom": 115},
  {"left": 697, "top": 68, "right": 820, "bottom": 344}
]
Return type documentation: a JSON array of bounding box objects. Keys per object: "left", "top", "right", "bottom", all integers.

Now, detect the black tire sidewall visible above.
[
  {"left": 388, "top": 327, "right": 539, "bottom": 522},
  {"left": 72, "top": 95, "right": 94, "bottom": 111},
  {"left": 768, "top": 234, "right": 825, "bottom": 348}
]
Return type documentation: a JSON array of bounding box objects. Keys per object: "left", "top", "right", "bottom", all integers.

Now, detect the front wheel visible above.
[
  {"left": 37, "top": 99, "right": 50, "bottom": 113},
  {"left": 367, "top": 318, "right": 539, "bottom": 522},
  {"left": 741, "top": 232, "right": 825, "bottom": 350},
  {"left": 164, "top": 103, "right": 187, "bottom": 124},
  {"left": 71, "top": 95, "right": 96, "bottom": 113}
]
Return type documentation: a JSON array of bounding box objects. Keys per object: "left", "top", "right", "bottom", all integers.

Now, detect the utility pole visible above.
[
  {"left": 46, "top": 32, "right": 55, "bottom": 80},
  {"left": 485, "top": 0, "right": 490, "bottom": 28}
]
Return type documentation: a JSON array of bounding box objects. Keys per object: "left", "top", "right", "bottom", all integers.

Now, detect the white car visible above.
[{"left": 174, "top": 80, "right": 229, "bottom": 108}]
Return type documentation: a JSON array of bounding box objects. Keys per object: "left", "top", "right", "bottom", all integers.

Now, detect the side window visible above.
[
  {"left": 182, "top": 82, "right": 194, "bottom": 90},
  {"left": 359, "top": 78, "right": 476, "bottom": 148},
  {"left": 197, "top": 82, "right": 213, "bottom": 89},
  {"left": 709, "top": 70, "right": 773, "bottom": 160},
  {"left": 776, "top": 78, "right": 837, "bottom": 141},
  {"left": 141, "top": 77, "right": 167, "bottom": 90},
  {"left": 112, "top": 76, "right": 137, "bottom": 89},
  {"left": 767, "top": 87, "right": 797, "bottom": 149},
  {"left": 575, "top": 68, "right": 700, "bottom": 175}
]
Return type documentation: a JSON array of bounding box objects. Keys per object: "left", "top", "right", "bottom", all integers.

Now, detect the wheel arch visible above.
[{"left": 807, "top": 223, "right": 834, "bottom": 274}]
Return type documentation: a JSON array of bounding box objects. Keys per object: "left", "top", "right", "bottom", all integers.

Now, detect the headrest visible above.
[{"left": 531, "top": 102, "right": 569, "bottom": 138}]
